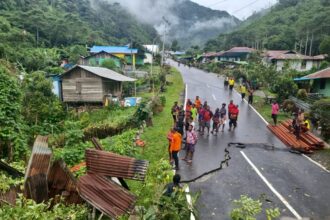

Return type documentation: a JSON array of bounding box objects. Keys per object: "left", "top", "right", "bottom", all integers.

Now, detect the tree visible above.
[
  {"left": 0, "top": 65, "right": 27, "bottom": 161},
  {"left": 171, "top": 40, "right": 180, "bottom": 51},
  {"left": 319, "top": 36, "right": 330, "bottom": 57},
  {"left": 101, "top": 59, "right": 118, "bottom": 71},
  {"left": 311, "top": 98, "right": 330, "bottom": 141},
  {"left": 22, "top": 71, "right": 65, "bottom": 136}
]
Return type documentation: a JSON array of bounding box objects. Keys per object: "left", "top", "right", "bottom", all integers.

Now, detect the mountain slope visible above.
[
  {"left": 169, "top": 0, "right": 240, "bottom": 48},
  {"left": 205, "top": 0, "right": 330, "bottom": 56},
  {"left": 109, "top": 0, "right": 239, "bottom": 49},
  {"left": 0, "top": 0, "right": 157, "bottom": 47}
]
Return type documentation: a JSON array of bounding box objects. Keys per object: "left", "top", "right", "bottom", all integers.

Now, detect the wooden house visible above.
[
  {"left": 262, "top": 50, "right": 325, "bottom": 72},
  {"left": 90, "top": 46, "right": 145, "bottom": 69},
  {"left": 78, "top": 51, "right": 124, "bottom": 69},
  {"left": 294, "top": 67, "right": 330, "bottom": 97},
  {"left": 61, "top": 65, "right": 136, "bottom": 104}
]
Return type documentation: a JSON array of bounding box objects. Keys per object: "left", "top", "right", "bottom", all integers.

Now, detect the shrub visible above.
[
  {"left": 270, "top": 76, "right": 298, "bottom": 102},
  {"left": 297, "top": 89, "right": 307, "bottom": 100},
  {"left": 311, "top": 98, "right": 330, "bottom": 141},
  {"left": 282, "top": 99, "right": 296, "bottom": 113}
]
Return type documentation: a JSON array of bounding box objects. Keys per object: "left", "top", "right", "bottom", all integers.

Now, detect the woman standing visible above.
[{"left": 271, "top": 101, "right": 280, "bottom": 125}]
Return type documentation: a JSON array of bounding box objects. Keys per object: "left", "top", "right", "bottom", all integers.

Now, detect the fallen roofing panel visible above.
[
  {"left": 0, "top": 160, "right": 24, "bottom": 178},
  {"left": 85, "top": 149, "right": 149, "bottom": 181},
  {"left": 77, "top": 174, "right": 136, "bottom": 219},
  {"left": 48, "top": 160, "right": 83, "bottom": 204},
  {"left": 24, "top": 135, "right": 51, "bottom": 202}
]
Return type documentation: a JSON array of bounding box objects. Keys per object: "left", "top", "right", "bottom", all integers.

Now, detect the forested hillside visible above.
[
  {"left": 205, "top": 0, "right": 330, "bottom": 56},
  {"left": 0, "top": 0, "right": 157, "bottom": 71}
]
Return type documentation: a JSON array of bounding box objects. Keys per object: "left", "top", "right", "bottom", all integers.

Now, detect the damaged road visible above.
[{"left": 171, "top": 60, "right": 330, "bottom": 220}]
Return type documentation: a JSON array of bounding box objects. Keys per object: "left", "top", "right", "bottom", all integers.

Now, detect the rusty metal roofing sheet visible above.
[
  {"left": 77, "top": 174, "right": 136, "bottom": 219},
  {"left": 24, "top": 135, "right": 51, "bottom": 202},
  {"left": 85, "top": 149, "right": 149, "bottom": 181},
  {"left": 48, "top": 160, "right": 83, "bottom": 204}
]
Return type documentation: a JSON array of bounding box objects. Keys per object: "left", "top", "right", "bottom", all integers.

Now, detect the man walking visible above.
[
  {"left": 219, "top": 103, "right": 227, "bottom": 132},
  {"left": 171, "top": 101, "right": 179, "bottom": 124},
  {"left": 248, "top": 88, "right": 254, "bottom": 104},
  {"left": 240, "top": 84, "right": 247, "bottom": 101},
  {"left": 228, "top": 105, "right": 239, "bottom": 131},
  {"left": 170, "top": 128, "right": 182, "bottom": 170},
  {"left": 229, "top": 77, "right": 235, "bottom": 92},
  {"left": 202, "top": 106, "right": 213, "bottom": 136}
]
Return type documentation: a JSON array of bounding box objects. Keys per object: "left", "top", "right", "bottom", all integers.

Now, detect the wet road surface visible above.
[{"left": 169, "top": 60, "right": 330, "bottom": 220}]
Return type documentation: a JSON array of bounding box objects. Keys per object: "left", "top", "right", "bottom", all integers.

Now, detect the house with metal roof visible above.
[
  {"left": 90, "top": 46, "right": 144, "bottom": 68},
  {"left": 78, "top": 51, "right": 125, "bottom": 69},
  {"left": 217, "top": 47, "right": 255, "bottom": 62},
  {"left": 61, "top": 65, "right": 136, "bottom": 104},
  {"left": 294, "top": 67, "right": 330, "bottom": 97},
  {"left": 263, "top": 50, "right": 326, "bottom": 72}
]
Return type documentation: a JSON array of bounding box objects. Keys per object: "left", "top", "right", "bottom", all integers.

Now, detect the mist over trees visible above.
[{"left": 205, "top": 0, "right": 330, "bottom": 56}]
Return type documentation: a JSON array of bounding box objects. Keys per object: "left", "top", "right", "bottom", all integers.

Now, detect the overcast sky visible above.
[{"left": 191, "top": 0, "right": 278, "bottom": 20}]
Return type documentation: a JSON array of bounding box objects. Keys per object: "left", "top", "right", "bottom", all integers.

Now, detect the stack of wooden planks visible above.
[{"left": 267, "top": 119, "right": 325, "bottom": 153}]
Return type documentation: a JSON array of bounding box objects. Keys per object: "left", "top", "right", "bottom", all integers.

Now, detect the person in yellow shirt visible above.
[
  {"left": 229, "top": 77, "right": 235, "bottom": 91},
  {"left": 240, "top": 84, "right": 247, "bottom": 100},
  {"left": 170, "top": 128, "right": 182, "bottom": 170}
]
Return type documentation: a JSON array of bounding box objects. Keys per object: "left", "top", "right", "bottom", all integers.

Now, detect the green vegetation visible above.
[
  {"left": 230, "top": 195, "right": 280, "bottom": 220},
  {"left": 205, "top": 0, "right": 330, "bottom": 56},
  {"left": 311, "top": 98, "right": 330, "bottom": 141},
  {"left": 0, "top": 194, "right": 88, "bottom": 219}
]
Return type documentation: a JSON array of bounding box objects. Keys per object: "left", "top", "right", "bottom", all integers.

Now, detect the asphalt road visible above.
[{"left": 169, "top": 60, "right": 330, "bottom": 220}]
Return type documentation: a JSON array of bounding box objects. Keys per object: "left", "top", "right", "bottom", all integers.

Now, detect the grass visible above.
[
  {"left": 127, "top": 67, "right": 184, "bottom": 210},
  {"left": 251, "top": 96, "right": 291, "bottom": 124}
]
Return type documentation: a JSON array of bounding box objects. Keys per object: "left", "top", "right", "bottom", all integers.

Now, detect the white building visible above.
[{"left": 263, "top": 50, "right": 325, "bottom": 72}]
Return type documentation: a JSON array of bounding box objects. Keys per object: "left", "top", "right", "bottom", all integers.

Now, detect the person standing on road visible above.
[
  {"left": 183, "top": 124, "right": 198, "bottom": 164},
  {"left": 186, "top": 99, "right": 192, "bottom": 111},
  {"left": 194, "top": 96, "right": 202, "bottom": 110},
  {"left": 271, "top": 101, "right": 280, "bottom": 125},
  {"left": 211, "top": 108, "right": 220, "bottom": 135},
  {"left": 224, "top": 76, "right": 229, "bottom": 88},
  {"left": 219, "top": 103, "right": 227, "bottom": 132},
  {"left": 198, "top": 105, "right": 205, "bottom": 132},
  {"left": 240, "top": 84, "right": 247, "bottom": 101},
  {"left": 228, "top": 105, "right": 239, "bottom": 131},
  {"left": 167, "top": 127, "right": 174, "bottom": 163},
  {"left": 228, "top": 100, "right": 235, "bottom": 118},
  {"left": 229, "top": 77, "right": 235, "bottom": 92},
  {"left": 170, "top": 128, "right": 182, "bottom": 170},
  {"left": 248, "top": 88, "right": 254, "bottom": 104},
  {"left": 190, "top": 104, "right": 198, "bottom": 121},
  {"left": 202, "top": 106, "right": 213, "bottom": 136}
]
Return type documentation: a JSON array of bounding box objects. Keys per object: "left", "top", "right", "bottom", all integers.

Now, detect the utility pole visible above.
[{"left": 161, "top": 17, "right": 170, "bottom": 66}]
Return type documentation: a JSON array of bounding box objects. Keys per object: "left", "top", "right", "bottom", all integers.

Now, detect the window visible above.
[{"left": 319, "top": 78, "right": 326, "bottom": 90}]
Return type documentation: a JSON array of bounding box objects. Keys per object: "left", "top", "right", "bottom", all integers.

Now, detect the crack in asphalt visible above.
[{"left": 180, "top": 142, "right": 287, "bottom": 184}]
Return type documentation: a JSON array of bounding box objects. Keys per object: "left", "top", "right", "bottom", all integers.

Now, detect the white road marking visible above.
[
  {"left": 212, "top": 94, "right": 217, "bottom": 101},
  {"left": 240, "top": 151, "right": 302, "bottom": 220},
  {"left": 184, "top": 84, "right": 188, "bottom": 110},
  {"left": 302, "top": 154, "right": 330, "bottom": 173},
  {"left": 181, "top": 83, "right": 195, "bottom": 220}
]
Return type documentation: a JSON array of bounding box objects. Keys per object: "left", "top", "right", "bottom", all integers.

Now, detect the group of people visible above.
[{"left": 167, "top": 96, "right": 241, "bottom": 170}]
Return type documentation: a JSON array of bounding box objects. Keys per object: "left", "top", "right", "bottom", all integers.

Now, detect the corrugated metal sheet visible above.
[
  {"left": 24, "top": 135, "right": 51, "bottom": 202},
  {"left": 85, "top": 149, "right": 149, "bottom": 181},
  {"left": 0, "top": 186, "right": 21, "bottom": 205},
  {"left": 77, "top": 174, "right": 136, "bottom": 219},
  {"left": 48, "top": 160, "right": 83, "bottom": 204}
]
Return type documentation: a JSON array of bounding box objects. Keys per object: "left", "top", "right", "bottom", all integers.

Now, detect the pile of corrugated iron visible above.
[
  {"left": 267, "top": 120, "right": 325, "bottom": 153},
  {"left": 0, "top": 136, "right": 149, "bottom": 219}
]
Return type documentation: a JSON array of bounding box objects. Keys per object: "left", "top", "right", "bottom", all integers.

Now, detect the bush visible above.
[
  {"left": 297, "top": 89, "right": 307, "bottom": 100},
  {"left": 270, "top": 76, "right": 298, "bottom": 102},
  {"left": 311, "top": 98, "right": 330, "bottom": 141},
  {"left": 282, "top": 99, "right": 296, "bottom": 113}
]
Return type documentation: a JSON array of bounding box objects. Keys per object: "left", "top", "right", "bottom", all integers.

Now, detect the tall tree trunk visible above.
[
  {"left": 305, "top": 32, "right": 309, "bottom": 55},
  {"left": 309, "top": 33, "right": 314, "bottom": 56}
]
